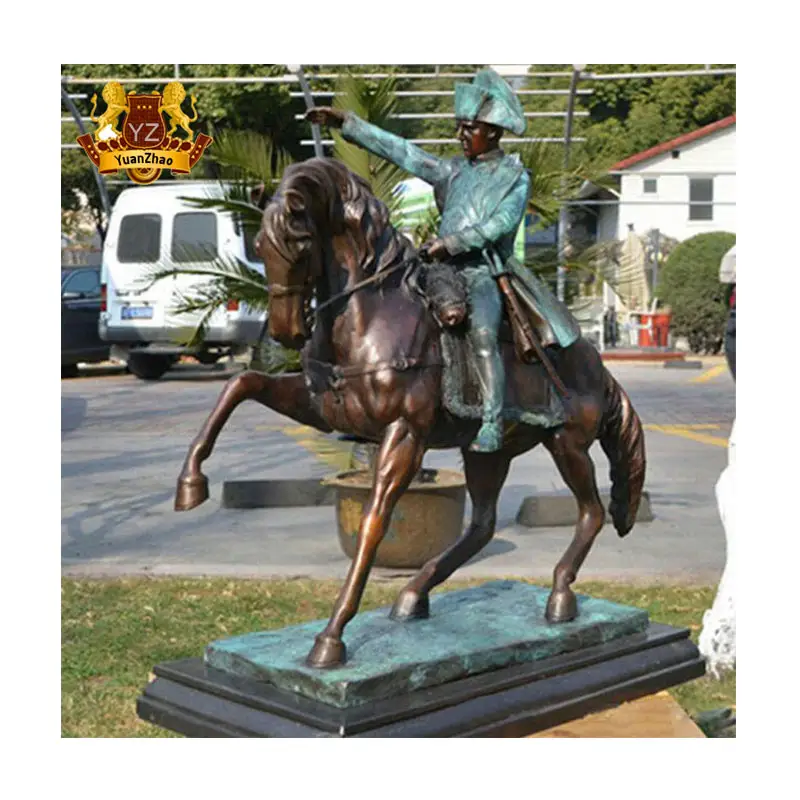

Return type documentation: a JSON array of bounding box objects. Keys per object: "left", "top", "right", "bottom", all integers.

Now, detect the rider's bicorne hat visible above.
[{"left": 454, "top": 68, "right": 527, "bottom": 137}]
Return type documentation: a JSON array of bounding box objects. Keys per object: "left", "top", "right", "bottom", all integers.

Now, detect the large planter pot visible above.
[{"left": 324, "top": 468, "right": 467, "bottom": 569}]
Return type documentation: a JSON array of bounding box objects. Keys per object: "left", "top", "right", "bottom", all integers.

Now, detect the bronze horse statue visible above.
[{"left": 174, "top": 158, "right": 646, "bottom": 669}]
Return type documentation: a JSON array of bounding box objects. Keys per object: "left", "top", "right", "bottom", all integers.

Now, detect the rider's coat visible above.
[{"left": 340, "top": 112, "right": 580, "bottom": 350}]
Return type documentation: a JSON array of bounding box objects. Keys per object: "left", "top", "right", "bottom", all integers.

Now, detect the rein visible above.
[
  {"left": 313, "top": 255, "right": 418, "bottom": 316},
  {"left": 297, "top": 254, "right": 443, "bottom": 395}
]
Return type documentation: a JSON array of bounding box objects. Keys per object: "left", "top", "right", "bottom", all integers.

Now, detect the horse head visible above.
[
  {"left": 256, "top": 158, "right": 411, "bottom": 349},
  {"left": 255, "top": 161, "right": 334, "bottom": 348}
]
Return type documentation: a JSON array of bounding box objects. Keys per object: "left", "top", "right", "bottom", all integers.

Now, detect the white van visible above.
[{"left": 99, "top": 181, "right": 266, "bottom": 380}]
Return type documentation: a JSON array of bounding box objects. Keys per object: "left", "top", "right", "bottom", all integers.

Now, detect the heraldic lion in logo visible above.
[
  {"left": 90, "top": 81, "right": 129, "bottom": 142},
  {"left": 160, "top": 81, "right": 199, "bottom": 141}
]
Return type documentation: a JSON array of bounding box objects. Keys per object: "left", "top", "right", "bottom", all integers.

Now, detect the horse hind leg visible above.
[
  {"left": 542, "top": 429, "right": 606, "bottom": 623},
  {"left": 391, "top": 449, "right": 511, "bottom": 621}
]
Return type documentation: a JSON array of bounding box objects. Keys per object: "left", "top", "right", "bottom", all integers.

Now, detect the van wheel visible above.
[{"left": 127, "top": 354, "right": 172, "bottom": 380}]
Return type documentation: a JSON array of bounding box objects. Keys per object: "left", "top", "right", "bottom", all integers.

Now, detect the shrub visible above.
[{"left": 657, "top": 231, "right": 735, "bottom": 354}]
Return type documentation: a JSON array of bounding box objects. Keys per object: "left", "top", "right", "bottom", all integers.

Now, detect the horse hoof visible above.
[
  {"left": 546, "top": 589, "right": 578, "bottom": 623},
  {"left": 174, "top": 475, "right": 209, "bottom": 511},
  {"left": 306, "top": 634, "right": 347, "bottom": 669},
  {"left": 390, "top": 590, "right": 430, "bottom": 621}
]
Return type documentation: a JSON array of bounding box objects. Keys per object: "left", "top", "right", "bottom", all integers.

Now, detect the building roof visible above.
[{"left": 610, "top": 114, "right": 736, "bottom": 171}]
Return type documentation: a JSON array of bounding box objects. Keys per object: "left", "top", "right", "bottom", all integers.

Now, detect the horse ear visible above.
[{"left": 250, "top": 183, "right": 266, "bottom": 209}]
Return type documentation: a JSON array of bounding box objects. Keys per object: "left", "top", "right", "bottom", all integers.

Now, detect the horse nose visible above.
[{"left": 276, "top": 332, "right": 306, "bottom": 350}]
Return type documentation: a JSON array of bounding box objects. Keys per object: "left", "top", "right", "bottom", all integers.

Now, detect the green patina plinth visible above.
[{"left": 205, "top": 580, "right": 648, "bottom": 710}]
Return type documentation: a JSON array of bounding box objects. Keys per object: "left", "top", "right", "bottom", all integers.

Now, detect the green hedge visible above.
[{"left": 657, "top": 232, "right": 735, "bottom": 354}]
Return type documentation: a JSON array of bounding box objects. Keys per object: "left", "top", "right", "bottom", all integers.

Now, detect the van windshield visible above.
[
  {"left": 172, "top": 212, "right": 218, "bottom": 262},
  {"left": 118, "top": 214, "right": 161, "bottom": 263}
]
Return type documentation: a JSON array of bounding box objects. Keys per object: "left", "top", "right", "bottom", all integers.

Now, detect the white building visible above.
[{"left": 592, "top": 115, "right": 736, "bottom": 243}]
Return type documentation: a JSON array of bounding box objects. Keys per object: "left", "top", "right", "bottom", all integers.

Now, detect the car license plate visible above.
[{"left": 121, "top": 306, "right": 154, "bottom": 320}]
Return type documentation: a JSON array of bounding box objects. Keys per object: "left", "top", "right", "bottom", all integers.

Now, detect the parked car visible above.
[
  {"left": 99, "top": 182, "right": 267, "bottom": 380},
  {"left": 61, "top": 266, "right": 110, "bottom": 377}
]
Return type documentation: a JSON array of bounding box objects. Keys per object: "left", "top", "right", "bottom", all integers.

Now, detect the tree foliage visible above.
[
  {"left": 577, "top": 64, "right": 736, "bottom": 164},
  {"left": 657, "top": 232, "right": 735, "bottom": 354}
]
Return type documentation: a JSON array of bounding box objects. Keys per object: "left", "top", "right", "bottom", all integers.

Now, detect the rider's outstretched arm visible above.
[
  {"left": 341, "top": 112, "right": 452, "bottom": 186},
  {"left": 440, "top": 169, "right": 530, "bottom": 257}
]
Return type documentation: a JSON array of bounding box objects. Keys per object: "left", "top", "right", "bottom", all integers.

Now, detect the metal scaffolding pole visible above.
[
  {"left": 288, "top": 65, "right": 323, "bottom": 158},
  {"left": 557, "top": 65, "right": 584, "bottom": 303}
]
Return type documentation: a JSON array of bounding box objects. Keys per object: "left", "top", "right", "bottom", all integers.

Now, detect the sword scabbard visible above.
[{"left": 496, "top": 275, "right": 569, "bottom": 399}]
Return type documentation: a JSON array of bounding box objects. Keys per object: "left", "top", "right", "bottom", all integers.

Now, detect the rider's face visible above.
[{"left": 456, "top": 120, "right": 500, "bottom": 159}]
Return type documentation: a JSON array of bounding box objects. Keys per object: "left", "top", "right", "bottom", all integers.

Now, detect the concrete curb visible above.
[
  {"left": 222, "top": 479, "right": 654, "bottom": 530},
  {"left": 664, "top": 360, "right": 703, "bottom": 370},
  {"left": 222, "top": 479, "right": 335, "bottom": 509},
  {"left": 516, "top": 491, "right": 653, "bottom": 528}
]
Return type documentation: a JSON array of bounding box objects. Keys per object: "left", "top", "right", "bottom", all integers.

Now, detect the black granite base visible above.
[{"left": 137, "top": 622, "right": 704, "bottom": 737}]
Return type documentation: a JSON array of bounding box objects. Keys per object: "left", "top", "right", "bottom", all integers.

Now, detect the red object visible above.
[
  {"left": 226, "top": 299, "right": 240, "bottom": 311},
  {"left": 100, "top": 283, "right": 107, "bottom": 313},
  {"left": 638, "top": 314, "right": 654, "bottom": 347},
  {"left": 730, "top": 286, "right": 736, "bottom": 309},
  {"left": 637, "top": 312, "right": 672, "bottom": 348},
  {"left": 652, "top": 312, "right": 672, "bottom": 347}
]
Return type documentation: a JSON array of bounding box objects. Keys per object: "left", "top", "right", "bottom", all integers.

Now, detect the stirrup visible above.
[{"left": 469, "top": 421, "right": 503, "bottom": 453}]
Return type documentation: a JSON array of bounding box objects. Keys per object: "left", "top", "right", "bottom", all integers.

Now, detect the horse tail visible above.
[{"left": 598, "top": 368, "right": 646, "bottom": 538}]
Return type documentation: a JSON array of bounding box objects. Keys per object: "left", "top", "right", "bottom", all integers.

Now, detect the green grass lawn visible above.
[{"left": 61, "top": 577, "right": 735, "bottom": 738}]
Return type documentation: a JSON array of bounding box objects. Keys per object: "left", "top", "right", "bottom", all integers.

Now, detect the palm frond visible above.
[
  {"left": 208, "top": 128, "right": 292, "bottom": 186},
  {"left": 331, "top": 73, "right": 407, "bottom": 212},
  {"left": 178, "top": 195, "right": 263, "bottom": 224},
  {"left": 140, "top": 252, "right": 270, "bottom": 346},
  {"left": 142, "top": 255, "right": 268, "bottom": 296},
  {"left": 518, "top": 141, "right": 618, "bottom": 226}
]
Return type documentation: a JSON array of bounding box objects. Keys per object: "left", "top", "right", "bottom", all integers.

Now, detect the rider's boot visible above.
[{"left": 469, "top": 329, "right": 505, "bottom": 453}]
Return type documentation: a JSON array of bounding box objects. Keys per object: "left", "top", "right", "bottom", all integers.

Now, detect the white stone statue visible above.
[{"left": 698, "top": 418, "right": 736, "bottom": 678}]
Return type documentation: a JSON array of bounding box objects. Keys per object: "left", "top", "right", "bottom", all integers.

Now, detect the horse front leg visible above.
[
  {"left": 306, "top": 418, "right": 425, "bottom": 668},
  {"left": 175, "top": 370, "right": 331, "bottom": 511}
]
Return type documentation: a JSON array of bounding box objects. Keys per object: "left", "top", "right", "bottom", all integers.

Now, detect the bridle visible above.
[
  {"left": 267, "top": 255, "right": 418, "bottom": 319},
  {"left": 266, "top": 281, "right": 313, "bottom": 299}
]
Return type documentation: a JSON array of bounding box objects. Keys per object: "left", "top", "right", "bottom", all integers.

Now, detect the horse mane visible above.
[{"left": 262, "top": 158, "right": 411, "bottom": 276}]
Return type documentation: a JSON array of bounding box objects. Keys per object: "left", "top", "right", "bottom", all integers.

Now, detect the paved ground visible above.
[{"left": 61, "top": 358, "right": 735, "bottom": 583}]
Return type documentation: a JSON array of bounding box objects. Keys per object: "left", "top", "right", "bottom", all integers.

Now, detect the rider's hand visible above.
[
  {"left": 419, "top": 238, "right": 450, "bottom": 263},
  {"left": 305, "top": 107, "right": 346, "bottom": 129}
]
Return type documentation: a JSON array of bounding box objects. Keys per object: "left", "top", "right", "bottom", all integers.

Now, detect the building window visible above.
[
  {"left": 171, "top": 213, "right": 218, "bottom": 262},
  {"left": 689, "top": 177, "right": 714, "bottom": 221},
  {"left": 643, "top": 178, "right": 658, "bottom": 194}
]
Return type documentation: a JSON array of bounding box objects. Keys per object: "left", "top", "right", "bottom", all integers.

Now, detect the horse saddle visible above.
[{"left": 409, "top": 263, "right": 565, "bottom": 429}]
